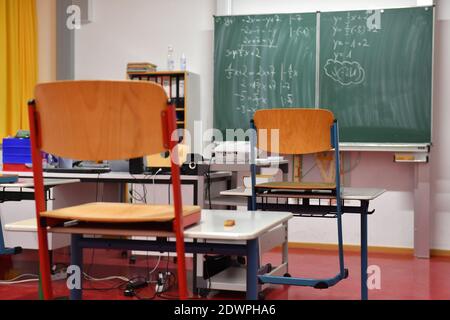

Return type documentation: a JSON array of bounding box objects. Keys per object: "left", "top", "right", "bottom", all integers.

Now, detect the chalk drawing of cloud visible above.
[{"left": 324, "top": 59, "right": 365, "bottom": 86}]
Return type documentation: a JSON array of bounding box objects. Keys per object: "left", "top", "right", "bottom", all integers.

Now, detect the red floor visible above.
[{"left": 0, "top": 247, "right": 449, "bottom": 300}]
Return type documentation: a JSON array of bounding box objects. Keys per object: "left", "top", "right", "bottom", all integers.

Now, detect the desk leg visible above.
[
  {"left": 246, "top": 239, "right": 259, "bottom": 300},
  {"left": 0, "top": 215, "right": 20, "bottom": 256},
  {"left": 70, "top": 234, "right": 83, "bottom": 301},
  {"left": 282, "top": 222, "right": 289, "bottom": 273},
  {"left": 0, "top": 218, "right": 11, "bottom": 255},
  {"left": 361, "top": 204, "right": 368, "bottom": 300},
  {"left": 193, "top": 239, "right": 198, "bottom": 295}
]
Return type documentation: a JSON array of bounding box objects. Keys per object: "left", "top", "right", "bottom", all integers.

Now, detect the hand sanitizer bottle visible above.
[
  {"left": 167, "top": 45, "right": 175, "bottom": 71},
  {"left": 180, "top": 53, "right": 187, "bottom": 71}
]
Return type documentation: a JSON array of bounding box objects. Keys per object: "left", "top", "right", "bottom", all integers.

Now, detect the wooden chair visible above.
[
  {"left": 250, "top": 108, "right": 348, "bottom": 289},
  {"left": 28, "top": 80, "right": 198, "bottom": 300}
]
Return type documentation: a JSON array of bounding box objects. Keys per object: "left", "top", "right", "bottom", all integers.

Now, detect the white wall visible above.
[
  {"left": 431, "top": 0, "right": 450, "bottom": 250},
  {"left": 74, "top": 0, "right": 450, "bottom": 251},
  {"left": 74, "top": 0, "right": 216, "bottom": 137},
  {"left": 229, "top": 0, "right": 427, "bottom": 14}
]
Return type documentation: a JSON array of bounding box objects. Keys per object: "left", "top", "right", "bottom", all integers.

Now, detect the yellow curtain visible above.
[{"left": 0, "top": 0, "right": 37, "bottom": 139}]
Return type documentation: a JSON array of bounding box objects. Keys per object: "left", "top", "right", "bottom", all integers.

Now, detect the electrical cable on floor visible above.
[
  {"left": 0, "top": 274, "right": 40, "bottom": 285},
  {"left": 0, "top": 274, "right": 39, "bottom": 281},
  {"left": 83, "top": 273, "right": 130, "bottom": 283},
  {"left": 0, "top": 273, "right": 40, "bottom": 285},
  {"left": 82, "top": 283, "right": 126, "bottom": 292},
  {"left": 0, "top": 279, "right": 39, "bottom": 285},
  {"left": 79, "top": 272, "right": 131, "bottom": 291},
  {"left": 83, "top": 275, "right": 146, "bottom": 292}
]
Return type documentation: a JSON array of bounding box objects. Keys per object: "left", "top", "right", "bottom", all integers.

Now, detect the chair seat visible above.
[
  {"left": 41, "top": 202, "right": 201, "bottom": 223},
  {"left": 256, "top": 181, "right": 336, "bottom": 191}
]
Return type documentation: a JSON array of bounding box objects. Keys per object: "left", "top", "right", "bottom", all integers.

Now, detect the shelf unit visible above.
[{"left": 127, "top": 71, "right": 200, "bottom": 147}]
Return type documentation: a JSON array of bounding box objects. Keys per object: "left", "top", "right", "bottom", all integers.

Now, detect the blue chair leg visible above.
[
  {"left": 259, "top": 121, "right": 349, "bottom": 291},
  {"left": 70, "top": 234, "right": 83, "bottom": 300}
]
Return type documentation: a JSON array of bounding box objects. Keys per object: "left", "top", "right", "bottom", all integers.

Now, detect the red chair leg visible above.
[
  {"left": 174, "top": 217, "right": 188, "bottom": 299},
  {"left": 37, "top": 224, "right": 53, "bottom": 300},
  {"left": 28, "top": 102, "right": 54, "bottom": 300},
  {"left": 166, "top": 103, "right": 188, "bottom": 300},
  {"left": 171, "top": 163, "right": 188, "bottom": 300}
]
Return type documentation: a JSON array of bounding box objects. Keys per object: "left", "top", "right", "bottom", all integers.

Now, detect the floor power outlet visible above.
[
  {"left": 155, "top": 272, "right": 173, "bottom": 293},
  {"left": 51, "top": 270, "right": 68, "bottom": 281}
]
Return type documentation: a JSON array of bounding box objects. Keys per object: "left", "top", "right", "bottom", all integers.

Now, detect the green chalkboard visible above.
[
  {"left": 213, "top": 7, "right": 434, "bottom": 145},
  {"left": 214, "top": 13, "right": 317, "bottom": 134},
  {"left": 319, "top": 7, "right": 433, "bottom": 143}
]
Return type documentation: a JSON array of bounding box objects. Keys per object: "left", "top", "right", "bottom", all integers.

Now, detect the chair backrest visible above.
[
  {"left": 33, "top": 80, "right": 170, "bottom": 161},
  {"left": 253, "top": 108, "right": 335, "bottom": 155}
]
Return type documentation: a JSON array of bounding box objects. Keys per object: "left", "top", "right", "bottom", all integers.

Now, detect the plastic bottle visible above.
[
  {"left": 47, "top": 153, "right": 58, "bottom": 168},
  {"left": 42, "top": 152, "right": 48, "bottom": 169},
  {"left": 167, "top": 45, "right": 175, "bottom": 71},
  {"left": 180, "top": 53, "right": 187, "bottom": 71}
]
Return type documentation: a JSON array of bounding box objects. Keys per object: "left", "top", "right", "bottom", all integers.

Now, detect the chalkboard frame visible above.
[{"left": 213, "top": 6, "right": 435, "bottom": 152}]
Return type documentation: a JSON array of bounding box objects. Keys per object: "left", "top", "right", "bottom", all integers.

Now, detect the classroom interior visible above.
[{"left": 0, "top": 0, "right": 450, "bottom": 301}]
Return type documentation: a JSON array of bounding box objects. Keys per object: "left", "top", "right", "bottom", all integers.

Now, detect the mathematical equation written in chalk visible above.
[
  {"left": 215, "top": 13, "right": 313, "bottom": 115},
  {"left": 323, "top": 10, "right": 382, "bottom": 86}
]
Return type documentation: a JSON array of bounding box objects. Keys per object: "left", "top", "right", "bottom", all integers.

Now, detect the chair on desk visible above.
[
  {"left": 28, "top": 80, "right": 199, "bottom": 300},
  {"left": 250, "top": 108, "right": 348, "bottom": 289}
]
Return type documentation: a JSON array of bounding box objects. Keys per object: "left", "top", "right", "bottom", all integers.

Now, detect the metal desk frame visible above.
[
  {"left": 50, "top": 210, "right": 292, "bottom": 300},
  {"left": 252, "top": 195, "right": 372, "bottom": 300},
  {"left": 68, "top": 235, "right": 261, "bottom": 300},
  {"left": 0, "top": 179, "right": 80, "bottom": 256},
  {"left": 220, "top": 187, "right": 384, "bottom": 300}
]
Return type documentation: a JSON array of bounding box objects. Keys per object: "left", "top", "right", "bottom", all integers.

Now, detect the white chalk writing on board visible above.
[
  {"left": 324, "top": 59, "right": 365, "bottom": 86},
  {"left": 324, "top": 10, "right": 382, "bottom": 86},
  {"left": 219, "top": 14, "right": 310, "bottom": 115},
  {"left": 216, "top": 16, "right": 235, "bottom": 27}
]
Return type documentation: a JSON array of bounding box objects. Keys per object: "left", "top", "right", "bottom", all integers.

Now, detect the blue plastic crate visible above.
[{"left": 2, "top": 138, "right": 32, "bottom": 164}]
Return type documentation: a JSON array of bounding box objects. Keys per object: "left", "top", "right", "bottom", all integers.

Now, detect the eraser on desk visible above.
[{"left": 224, "top": 220, "right": 236, "bottom": 227}]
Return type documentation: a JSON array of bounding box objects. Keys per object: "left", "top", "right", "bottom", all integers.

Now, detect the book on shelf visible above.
[
  {"left": 127, "top": 72, "right": 186, "bottom": 107},
  {"left": 162, "top": 77, "right": 171, "bottom": 98},
  {"left": 171, "top": 76, "right": 177, "bottom": 99},
  {"left": 179, "top": 79, "right": 185, "bottom": 98},
  {"left": 127, "top": 62, "right": 157, "bottom": 74}
]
